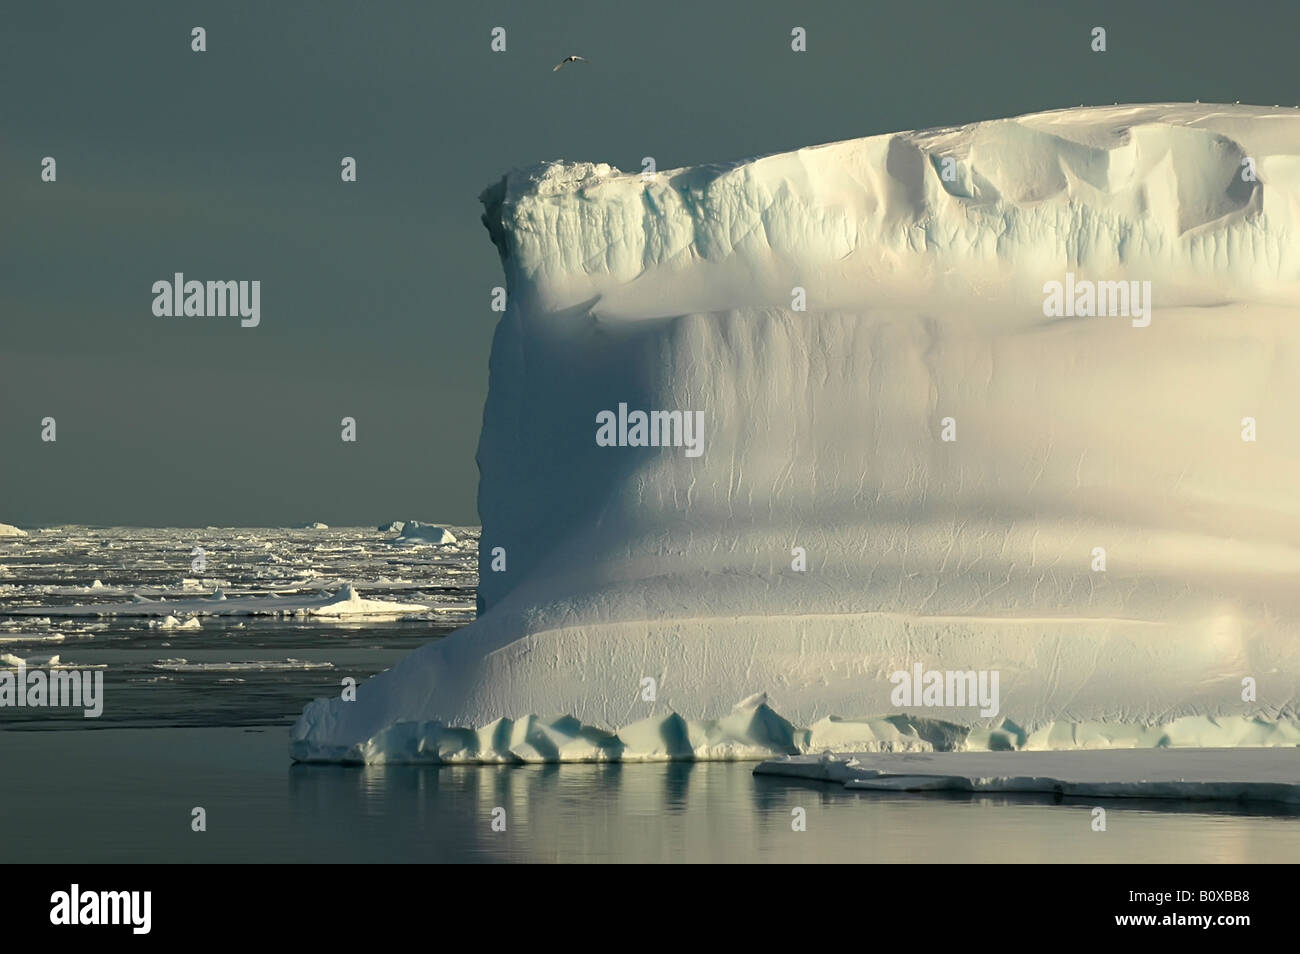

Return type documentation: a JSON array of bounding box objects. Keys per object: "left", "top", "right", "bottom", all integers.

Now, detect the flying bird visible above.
[{"left": 553, "top": 55, "right": 588, "bottom": 71}]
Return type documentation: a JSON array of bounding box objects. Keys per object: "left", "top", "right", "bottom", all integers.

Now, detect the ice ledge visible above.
[{"left": 755, "top": 748, "right": 1300, "bottom": 805}]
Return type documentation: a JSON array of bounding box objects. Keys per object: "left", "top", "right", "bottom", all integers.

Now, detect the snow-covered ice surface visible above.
[
  {"left": 290, "top": 104, "right": 1300, "bottom": 766},
  {"left": 0, "top": 526, "right": 477, "bottom": 727},
  {"left": 755, "top": 749, "right": 1300, "bottom": 805}
]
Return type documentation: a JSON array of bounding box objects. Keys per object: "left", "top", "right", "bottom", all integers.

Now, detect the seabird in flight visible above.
[{"left": 553, "top": 54, "right": 588, "bottom": 71}]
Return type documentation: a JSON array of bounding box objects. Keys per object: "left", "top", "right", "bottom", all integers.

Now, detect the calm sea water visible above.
[
  {"left": 4, "top": 727, "right": 1299, "bottom": 863},
  {"left": 2, "top": 528, "right": 1298, "bottom": 863}
]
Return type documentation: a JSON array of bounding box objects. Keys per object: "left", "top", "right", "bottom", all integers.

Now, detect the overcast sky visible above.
[{"left": 2, "top": 0, "right": 1295, "bottom": 526}]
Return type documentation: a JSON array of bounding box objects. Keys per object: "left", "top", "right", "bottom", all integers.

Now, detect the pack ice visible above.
[{"left": 292, "top": 104, "right": 1300, "bottom": 764}]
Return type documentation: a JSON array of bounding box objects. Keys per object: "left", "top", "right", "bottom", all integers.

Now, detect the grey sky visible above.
[{"left": 2, "top": 0, "right": 1295, "bottom": 526}]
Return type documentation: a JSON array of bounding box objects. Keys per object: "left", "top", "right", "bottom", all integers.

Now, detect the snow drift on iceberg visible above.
[{"left": 292, "top": 104, "right": 1300, "bottom": 764}]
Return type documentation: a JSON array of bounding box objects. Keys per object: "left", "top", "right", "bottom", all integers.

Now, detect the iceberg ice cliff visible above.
[{"left": 292, "top": 104, "right": 1300, "bottom": 763}]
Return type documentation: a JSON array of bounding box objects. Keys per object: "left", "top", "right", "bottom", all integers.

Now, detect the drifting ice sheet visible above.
[
  {"left": 16, "top": 583, "right": 431, "bottom": 619},
  {"left": 292, "top": 104, "right": 1300, "bottom": 766},
  {"left": 755, "top": 749, "right": 1300, "bottom": 804}
]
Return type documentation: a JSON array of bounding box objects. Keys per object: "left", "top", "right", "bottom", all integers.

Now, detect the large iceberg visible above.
[{"left": 292, "top": 104, "right": 1300, "bottom": 763}]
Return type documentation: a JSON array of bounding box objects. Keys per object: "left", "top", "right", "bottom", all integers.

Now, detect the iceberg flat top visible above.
[{"left": 482, "top": 103, "right": 1300, "bottom": 322}]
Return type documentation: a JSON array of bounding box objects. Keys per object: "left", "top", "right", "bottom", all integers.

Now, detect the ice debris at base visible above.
[
  {"left": 290, "top": 694, "right": 1300, "bottom": 766},
  {"left": 293, "top": 104, "right": 1300, "bottom": 766},
  {"left": 292, "top": 694, "right": 946, "bottom": 764},
  {"left": 755, "top": 749, "right": 1300, "bottom": 805}
]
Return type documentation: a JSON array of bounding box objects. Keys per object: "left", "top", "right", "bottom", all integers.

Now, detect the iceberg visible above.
[
  {"left": 292, "top": 104, "right": 1300, "bottom": 764},
  {"left": 390, "top": 522, "right": 457, "bottom": 546},
  {"left": 305, "top": 583, "right": 432, "bottom": 617},
  {"left": 147, "top": 615, "right": 202, "bottom": 631},
  {"left": 0, "top": 524, "right": 28, "bottom": 538}
]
